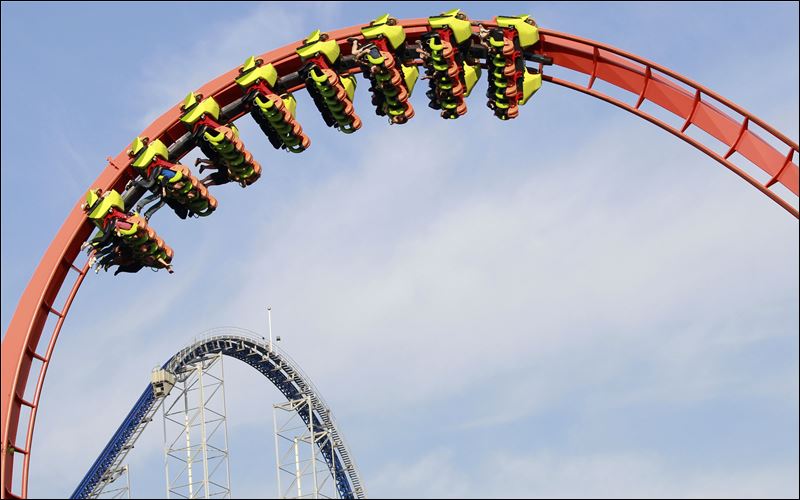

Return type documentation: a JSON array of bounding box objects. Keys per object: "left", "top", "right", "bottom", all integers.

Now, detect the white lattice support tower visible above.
[
  {"left": 162, "top": 353, "right": 232, "bottom": 499},
  {"left": 273, "top": 396, "right": 338, "bottom": 499},
  {"left": 73, "top": 328, "right": 366, "bottom": 499}
]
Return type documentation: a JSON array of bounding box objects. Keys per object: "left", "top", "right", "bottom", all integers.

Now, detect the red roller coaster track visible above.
[{"left": 1, "top": 18, "right": 798, "bottom": 499}]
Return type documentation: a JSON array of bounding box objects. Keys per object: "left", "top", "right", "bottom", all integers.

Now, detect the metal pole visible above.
[
  {"left": 268, "top": 306, "right": 273, "bottom": 353},
  {"left": 294, "top": 437, "right": 302, "bottom": 498},
  {"left": 184, "top": 376, "right": 194, "bottom": 499},
  {"left": 125, "top": 465, "right": 131, "bottom": 500},
  {"left": 198, "top": 359, "right": 210, "bottom": 499},
  {"left": 163, "top": 397, "right": 171, "bottom": 500},
  {"left": 273, "top": 405, "right": 282, "bottom": 498},
  {"left": 219, "top": 355, "right": 233, "bottom": 499},
  {"left": 310, "top": 402, "right": 318, "bottom": 499}
]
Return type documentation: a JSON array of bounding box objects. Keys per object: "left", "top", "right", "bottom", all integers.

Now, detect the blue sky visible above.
[{"left": 1, "top": 1, "right": 798, "bottom": 498}]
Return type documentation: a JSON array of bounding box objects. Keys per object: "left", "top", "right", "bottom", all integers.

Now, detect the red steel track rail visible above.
[
  {"left": 2, "top": 19, "right": 798, "bottom": 499},
  {"left": 536, "top": 31, "right": 798, "bottom": 217}
]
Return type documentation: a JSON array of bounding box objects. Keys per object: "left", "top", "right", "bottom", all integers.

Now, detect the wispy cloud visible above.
[
  {"left": 134, "top": 2, "right": 344, "bottom": 130},
  {"left": 369, "top": 447, "right": 800, "bottom": 498}
]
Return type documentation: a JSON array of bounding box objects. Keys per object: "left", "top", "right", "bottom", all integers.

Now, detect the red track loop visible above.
[
  {"left": 2, "top": 19, "right": 797, "bottom": 499},
  {"left": 537, "top": 29, "right": 798, "bottom": 217}
]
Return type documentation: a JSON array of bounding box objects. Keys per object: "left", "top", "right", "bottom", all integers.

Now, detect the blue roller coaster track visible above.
[{"left": 71, "top": 327, "right": 365, "bottom": 499}]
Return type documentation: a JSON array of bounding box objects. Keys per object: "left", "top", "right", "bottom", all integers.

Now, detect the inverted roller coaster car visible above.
[
  {"left": 128, "top": 137, "right": 218, "bottom": 219},
  {"left": 81, "top": 188, "right": 174, "bottom": 274},
  {"left": 353, "top": 14, "right": 418, "bottom": 124},
  {"left": 297, "top": 30, "right": 362, "bottom": 134},
  {"left": 419, "top": 9, "right": 481, "bottom": 119},
  {"left": 180, "top": 92, "right": 262, "bottom": 187},
  {"left": 481, "top": 15, "right": 543, "bottom": 120},
  {"left": 236, "top": 56, "right": 311, "bottom": 153}
]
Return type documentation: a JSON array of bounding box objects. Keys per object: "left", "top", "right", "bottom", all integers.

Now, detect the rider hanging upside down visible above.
[
  {"left": 196, "top": 157, "right": 233, "bottom": 187},
  {"left": 180, "top": 93, "right": 262, "bottom": 188},
  {"left": 128, "top": 137, "right": 218, "bottom": 220},
  {"left": 350, "top": 39, "right": 409, "bottom": 125},
  {"left": 352, "top": 14, "right": 419, "bottom": 125},
  {"left": 81, "top": 188, "right": 174, "bottom": 275}
]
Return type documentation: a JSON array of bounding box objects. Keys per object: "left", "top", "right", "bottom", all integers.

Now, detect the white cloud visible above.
[
  {"left": 369, "top": 448, "right": 800, "bottom": 498},
  {"left": 207, "top": 110, "right": 798, "bottom": 418},
  {"left": 134, "top": 2, "right": 344, "bottom": 129}
]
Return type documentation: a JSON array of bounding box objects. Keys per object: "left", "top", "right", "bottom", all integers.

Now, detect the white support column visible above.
[
  {"left": 184, "top": 379, "right": 194, "bottom": 499},
  {"left": 125, "top": 465, "right": 131, "bottom": 500},
  {"left": 273, "top": 397, "right": 338, "bottom": 499},
  {"left": 162, "top": 353, "right": 232, "bottom": 499}
]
